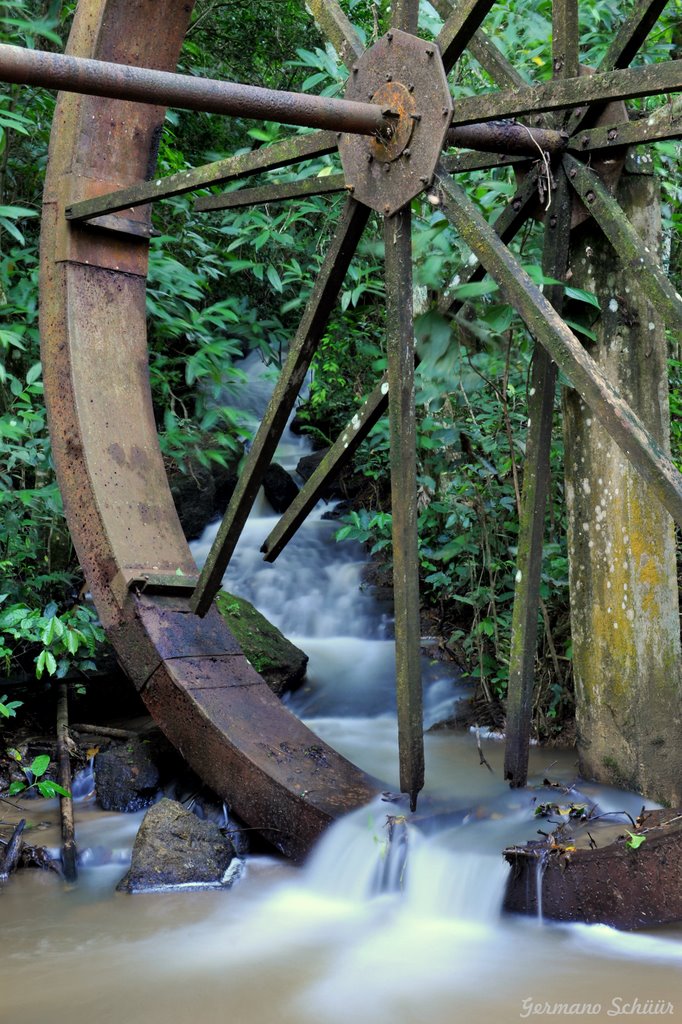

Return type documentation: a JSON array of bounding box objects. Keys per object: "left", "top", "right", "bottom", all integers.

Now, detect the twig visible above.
[
  {"left": 0, "top": 819, "right": 25, "bottom": 882},
  {"left": 475, "top": 726, "right": 494, "bottom": 773},
  {"left": 57, "top": 684, "right": 77, "bottom": 883},
  {"left": 70, "top": 724, "right": 138, "bottom": 740}
]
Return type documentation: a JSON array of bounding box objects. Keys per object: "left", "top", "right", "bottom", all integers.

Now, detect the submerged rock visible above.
[
  {"left": 94, "top": 732, "right": 178, "bottom": 812},
  {"left": 216, "top": 591, "right": 308, "bottom": 696},
  {"left": 117, "top": 798, "right": 239, "bottom": 893}
]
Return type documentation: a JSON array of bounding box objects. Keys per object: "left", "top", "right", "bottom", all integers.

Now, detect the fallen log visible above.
[
  {"left": 503, "top": 808, "right": 682, "bottom": 930},
  {"left": 0, "top": 819, "right": 26, "bottom": 883},
  {"left": 57, "top": 684, "right": 77, "bottom": 883}
]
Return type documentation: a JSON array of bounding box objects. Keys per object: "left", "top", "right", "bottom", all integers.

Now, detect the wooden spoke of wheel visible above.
[
  {"left": 66, "top": 129, "right": 338, "bottom": 222},
  {"left": 448, "top": 60, "right": 682, "bottom": 129},
  {"left": 568, "top": 101, "right": 682, "bottom": 153},
  {"left": 189, "top": 197, "right": 370, "bottom": 617},
  {"left": 504, "top": 2, "right": 576, "bottom": 788},
  {"left": 436, "top": 0, "right": 497, "bottom": 73},
  {"left": 392, "top": 0, "right": 420, "bottom": 34},
  {"left": 384, "top": 204, "right": 424, "bottom": 812},
  {"left": 431, "top": 0, "right": 529, "bottom": 91},
  {"left": 435, "top": 165, "right": 682, "bottom": 529},
  {"left": 306, "top": 0, "right": 364, "bottom": 70},
  {"left": 260, "top": 172, "right": 540, "bottom": 563},
  {"left": 564, "top": 154, "right": 682, "bottom": 330},
  {"left": 565, "top": 0, "right": 672, "bottom": 136},
  {"left": 501, "top": 0, "right": 577, "bottom": 786},
  {"left": 194, "top": 173, "right": 346, "bottom": 213}
]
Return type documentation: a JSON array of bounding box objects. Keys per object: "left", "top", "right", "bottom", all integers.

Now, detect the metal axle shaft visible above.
[{"left": 0, "top": 43, "right": 387, "bottom": 137}]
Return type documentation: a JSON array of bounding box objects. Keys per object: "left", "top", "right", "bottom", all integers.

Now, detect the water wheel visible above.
[{"left": 2, "top": 0, "right": 681, "bottom": 855}]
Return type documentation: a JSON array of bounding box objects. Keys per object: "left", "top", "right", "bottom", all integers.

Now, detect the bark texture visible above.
[{"left": 563, "top": 159, "right": 682, "bottom": 805}]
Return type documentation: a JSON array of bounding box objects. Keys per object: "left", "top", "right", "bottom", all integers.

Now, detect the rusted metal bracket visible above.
[{"left": 339, "top": 30, "right": 452, "bottom": 216}]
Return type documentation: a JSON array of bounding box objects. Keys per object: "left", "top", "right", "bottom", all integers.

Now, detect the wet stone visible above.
[
  {"left": 94, "top": 733, "right": 178, "bottom": 813},
  {"left": 116, "top": 798, "right": 239, "bottom": 893},
  {"left": 262, "top": 463, "right": 299, "bottom": 513}
]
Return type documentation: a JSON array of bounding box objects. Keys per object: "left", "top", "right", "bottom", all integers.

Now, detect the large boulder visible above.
[
  {"left": 296, "top": 448, "right": 362, "bottom": 500},
  {"left": 263, "top": 464, "right": 299, "bottom": 513},
  {"left": 168, "top": 459, "right": 238, "bottom": 541},
  {"left": 117, "top": 799, "right": 238, "bottom": 893},
  {"left": 216, "top": 591, "right": 308, "bottom": 696}
]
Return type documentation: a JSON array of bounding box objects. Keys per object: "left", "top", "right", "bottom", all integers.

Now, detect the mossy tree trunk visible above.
[{"left": 563, "top": 156, "right": 682, "bottom": 806}]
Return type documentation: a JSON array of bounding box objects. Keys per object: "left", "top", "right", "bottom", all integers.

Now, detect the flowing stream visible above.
[{"left": 2, "top": 358, "right": 682, "bottom": 1022}]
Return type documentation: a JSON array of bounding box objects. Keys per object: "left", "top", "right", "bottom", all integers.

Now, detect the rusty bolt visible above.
[
  {"left": 352, "top": 65, "right": 359, "bottom": 74},
  {"left": 384, "top": 163, "right": 391, "bottom": 173},
  {"left": 569, "top": 167, "right": 577, "bottom": 179},
  {"left": 426, "top": 47, "right": 434, "bottom": 57},
  {"left": 346, "top": 184, "right": 355, "bottom": 193},
  {"left": 420, "top": 175, "right": 429, "bottom": 184},
  {"left": 549, "top": 215, "right": 557, "bottom": 228},
  {"left": 384, "top": 204, "right": 391, "bottom": 214},
  {"left": 386, "top": 73, "right": 393, "bottom": 82},
  {"left": 442, "top": 107, "right": 449, "bottom": 116},
  {"left": 581, "top": 135, "right": 590, "bottom": 148},
  {"left": 336, "top": 132, "right": 342, "bottom": 139},
  {"left": 608, "top": 129, "right": 618, "bottom": 141},
  {"left": 368, "top": 92, "right": 374, "bottom": 99},
  {"left": 403, "top": 148, "right": 411, "bottom": 158},
  {"left": 367, "top": 153, "right": 374, "bottom": 163},
  {"left": 408, "top": 83, "right": 415, "bottom": 92},
  {"left": 586, "top": 191, "right": 595, "bottom": 203},
  {"left": 512, "top": 198, "right": 522, "bottom": 211}
]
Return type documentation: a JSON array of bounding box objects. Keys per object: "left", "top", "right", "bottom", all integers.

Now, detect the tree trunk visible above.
[{"left": 563, "top": 156, "right": 682, "bottom": 806}]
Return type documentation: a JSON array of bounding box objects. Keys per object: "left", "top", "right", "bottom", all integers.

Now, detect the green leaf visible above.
[
  {"left": 7, "top": 780, "right": 26, "bottom": 796},
  {"left": 625, "top": 831, "right": 647, "bottom": 850},
  {"left": 37, "top": 780, "right": 71, "bottom": 799},
  {"left": 25, "top": 362, "right": 42, "bottom": 386},
  {"left": 29, "top": 754, "right": 50, "bottom": 778},
  {"left": 266, "top": 265, "right": 283, "bottom": 292}
]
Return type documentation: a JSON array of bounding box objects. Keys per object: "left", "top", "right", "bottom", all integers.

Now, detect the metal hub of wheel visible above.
[
  {"left": 338, "top": 29, "right": 453, "bottom": 215},
  {"left": 1, "top": 1, "right": 681, "bottom": 853}
]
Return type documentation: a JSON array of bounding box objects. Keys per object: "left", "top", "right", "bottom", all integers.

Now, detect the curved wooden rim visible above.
[{"left": 39, "top": 0, "right": 380, "bottom": 860}]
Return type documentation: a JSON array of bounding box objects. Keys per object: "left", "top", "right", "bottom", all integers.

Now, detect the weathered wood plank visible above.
[
  {"left": 66, "top": 130, "right": 338, "bottom": 221},
  {"left": 384, "top": 206, "right": 424, "bottom": 811}
]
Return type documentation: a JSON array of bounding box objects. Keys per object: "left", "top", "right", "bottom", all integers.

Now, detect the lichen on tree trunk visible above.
[{"left": 563, "top": 157, "right": 682, "bottom": 806}]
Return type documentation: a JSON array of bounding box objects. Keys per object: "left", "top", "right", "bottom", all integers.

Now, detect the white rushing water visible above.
[{"left": 2, "top": 355, "right": 682, "bottom": 1023}]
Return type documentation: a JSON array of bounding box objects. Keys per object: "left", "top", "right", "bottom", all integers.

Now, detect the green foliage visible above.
[
  {"left": 625, "top": 830, "right": 647, "bottom": 851},
  {"left": 5, "top": 750, "right": 70, "bottom": 800},
  {"left": 0, "top": 599, "right": 104, "bottom": 680},
  {"left": 0, "top": 694, "right": 22, "bottom": 719}
]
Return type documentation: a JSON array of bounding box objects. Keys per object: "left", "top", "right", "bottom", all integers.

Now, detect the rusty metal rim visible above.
[{"left": 39, "top": 0, "right": 381, "bottom": 861}]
